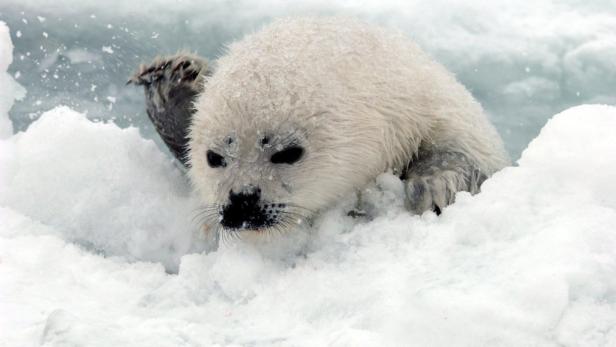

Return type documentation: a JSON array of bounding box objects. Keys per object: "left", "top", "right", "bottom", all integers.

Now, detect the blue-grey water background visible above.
[{"left": 1, "top": 0, "right": 615, "bottom": 160}]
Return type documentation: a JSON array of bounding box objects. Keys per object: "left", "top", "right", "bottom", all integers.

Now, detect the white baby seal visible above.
[{"left": 131, "top": 17, "right": 509, "bottom": 234}]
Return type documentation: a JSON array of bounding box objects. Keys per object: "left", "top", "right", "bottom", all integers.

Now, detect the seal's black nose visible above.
[
  {"left": 229, "top": 186, "right": 261, "bottom": 209},
  {"left": 220, "top": 186, "right": 272, "bottom": 230}
]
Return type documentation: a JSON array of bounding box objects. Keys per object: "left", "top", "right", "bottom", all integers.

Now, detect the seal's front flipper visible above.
[
  {"left": 403, "top": 150, "right": 487, "bottom": 215},
  {"left": 128, "top": 53, "right": 210, "bottom": 166}
]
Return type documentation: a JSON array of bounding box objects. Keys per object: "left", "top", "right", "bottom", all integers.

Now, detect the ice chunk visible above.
[{"left": 0, "top": 21, "right": 25, "bottom": 138}]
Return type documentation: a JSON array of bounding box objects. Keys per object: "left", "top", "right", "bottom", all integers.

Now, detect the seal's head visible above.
[
  {"left": 188, "top": 81, "right": 376, "bottom": 233},
  {"left": 189, "top": 120, "right": 319, "bottom": 233}
]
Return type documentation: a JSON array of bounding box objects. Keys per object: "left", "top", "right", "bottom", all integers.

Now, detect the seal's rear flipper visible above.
[{"left": 128, "top": 53, "right": 210, "bottom": 167}]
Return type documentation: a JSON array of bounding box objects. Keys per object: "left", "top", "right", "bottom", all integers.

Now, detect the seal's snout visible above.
[{"left": 220, "top": 186, "right": 280, "bottom": 230}]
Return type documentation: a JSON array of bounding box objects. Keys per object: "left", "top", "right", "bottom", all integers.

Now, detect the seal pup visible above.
[{"left": 131, "top": 17, "right": 509, "bottom": 235}]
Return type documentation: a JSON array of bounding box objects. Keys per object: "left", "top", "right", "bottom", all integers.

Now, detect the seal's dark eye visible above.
[
  {"left": 206, "top": 150, "right": 226, "bottom": 168},
  {"left": 260, "top": 136, "right": 270, "bottom": 146},
  {"left": 271, "top": 146, "right": 304, "bottom": 165}
]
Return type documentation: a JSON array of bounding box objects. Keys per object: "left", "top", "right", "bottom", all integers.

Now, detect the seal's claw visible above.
[
  {"left": 403, "top": 151, "right": 487, "bottom": 215},
  {"left": 405, "top": 172, "right": 459, "bottom": 215}
]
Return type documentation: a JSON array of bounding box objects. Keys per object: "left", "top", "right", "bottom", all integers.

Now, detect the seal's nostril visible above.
[{"left": 229, "top": 188, "right": 260, "bottom": 203}]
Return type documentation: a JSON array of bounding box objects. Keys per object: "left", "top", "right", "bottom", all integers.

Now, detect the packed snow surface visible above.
[
  {"left": 3, "top": 105, "right": 616, "bottom": 346},
  {"left": 1, "top": 18, "right": 616, "bottom": 347}
]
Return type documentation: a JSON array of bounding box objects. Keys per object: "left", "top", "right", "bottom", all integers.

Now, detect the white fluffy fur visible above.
[{"left": 188, "top": 17, "right": 509, "bottom": 224}]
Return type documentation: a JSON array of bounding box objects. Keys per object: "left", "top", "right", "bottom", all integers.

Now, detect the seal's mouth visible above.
[{"left": 219, "top": 201, "right": 285, "bottom": 231}]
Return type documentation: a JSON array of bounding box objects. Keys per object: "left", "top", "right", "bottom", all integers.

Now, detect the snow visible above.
[
  {"left": 1, "top": 16, "right": 616, "bottom": 347},
  {"left": 0, "top": 107, "right": 211, "bottom": 271},
  {"left": 2, "top": 104, "right": 616, "bottom": 346}
]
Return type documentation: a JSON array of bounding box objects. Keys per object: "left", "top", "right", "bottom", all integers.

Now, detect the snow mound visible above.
[
  {"left": 2, "top": 104, "right": 616, "bottom": 346},
  {"left": 0, "top": 107, "right": 210, "bottom": 270}
]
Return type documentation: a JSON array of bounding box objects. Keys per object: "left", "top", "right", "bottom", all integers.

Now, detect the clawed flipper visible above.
[
  {"left": 128, "top": 53, "right": 210, "bottom": 166},
  {"left": 404, "top": 150, "right": 486, "bottom": 215}
]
